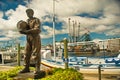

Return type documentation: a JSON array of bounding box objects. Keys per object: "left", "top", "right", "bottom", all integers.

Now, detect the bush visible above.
[
  {"left": 0, "top": 66, "right": 23, "bottom": 80},
  {"left": 41, "top": 68, "right": 83, "bottom": 80},
  {"left": 0, "top": 67, "right": 83, "bottom": 80}
]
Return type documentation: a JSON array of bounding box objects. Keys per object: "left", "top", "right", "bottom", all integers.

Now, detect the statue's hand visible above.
[{"left": 19, "top": 30, "right": 27, "bottom": 34}]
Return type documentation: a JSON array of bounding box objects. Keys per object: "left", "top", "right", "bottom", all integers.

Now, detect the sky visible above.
[{"left": 0, "top": 0, "right": 120, "bottom": 46}]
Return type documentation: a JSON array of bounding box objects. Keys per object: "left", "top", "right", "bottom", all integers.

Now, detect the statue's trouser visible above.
[{"left": 24, "top": 35, "right": 41, "bottom": 72}]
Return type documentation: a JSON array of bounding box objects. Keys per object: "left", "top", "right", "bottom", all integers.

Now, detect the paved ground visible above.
[
  {"left": 0, "top": 66, "right": 14, "bottom": 71},
  {"left": 80, "top": 69, "right": 120, "bottom": 80}
]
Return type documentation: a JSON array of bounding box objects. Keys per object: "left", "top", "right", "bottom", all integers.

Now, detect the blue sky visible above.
[{"left": 0, "top": 0, "right": 120, "bottom": 46}]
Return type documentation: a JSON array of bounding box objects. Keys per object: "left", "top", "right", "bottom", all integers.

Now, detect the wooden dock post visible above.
[
  {"left": 17, "top": 43, "right": 20, "bottom": 66},
  {"left": 63, "top": 38, "right": 68, "bottom": 69},
  {"left": 98, "top": 65, "right": 101, "bottom": 80}
]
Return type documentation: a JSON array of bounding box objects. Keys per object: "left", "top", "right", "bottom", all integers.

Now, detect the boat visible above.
[{"left": 105, "top": 54, "right": 120, "bottom": 64}]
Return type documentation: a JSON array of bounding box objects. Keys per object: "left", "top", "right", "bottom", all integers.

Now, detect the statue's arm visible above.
[{"left": 26, "top": 18, "right": 41, "bottom": 34}]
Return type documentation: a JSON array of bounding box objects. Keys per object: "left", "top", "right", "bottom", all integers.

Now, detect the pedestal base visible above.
[
  {"left": 14, "top": 70, "right": 46, "bottom": 80},
  {"left": 34, "top": 70, "right": 46, "bottom": 79}
]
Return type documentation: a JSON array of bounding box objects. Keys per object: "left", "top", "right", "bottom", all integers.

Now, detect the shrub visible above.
[
  {"left": 0, "top": 67, "right": 83, "bottom": 80},
  {"left": 0, "top": 66, "right": 23, "bottom": 80},
  {"left": 41, "top": 68, "right": 83, "bottom": 80}
]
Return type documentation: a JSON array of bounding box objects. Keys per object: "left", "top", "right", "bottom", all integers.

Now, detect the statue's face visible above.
[{"left": 26, "top": 11, "right": 34, "bottom": 18}]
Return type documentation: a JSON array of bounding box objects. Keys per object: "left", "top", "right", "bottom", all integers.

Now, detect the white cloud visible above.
[
  {"left": 26, "top": 0, "right": 53, "bottom": 18},
  {"left": 62, "top": 12, "right": 119, "bottom": 36},
  {"left": 93, "top": 25, "right": 113, "bottom": 33},
  {"left": 0, "top": 5, "right": 27, "bottom": 40},
  {"left": 54, "top": 0, "right": 103, "bottom": 16},
  {"left": 0, "top": 0, "right": 120, "bottom": 41},
  {"left": 103, "top": 0, "right": 120, "bottom": 16},
  {"left": 41, "top": 25, "right": 67, "bottom": 38},
  {"left": 106, "top": 27, "right": 120, "bottom": 36},
  {"left": 6, "top": 30, "right": 21, "bottom": 38},
  {"left": 41, "top": 26, "right": 53, "bottom": 38},
  {"left": 6, "top": 5, "right": 28, "bottom": 26}
]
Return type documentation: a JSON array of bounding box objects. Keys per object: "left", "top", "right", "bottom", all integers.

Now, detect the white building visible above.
[
  {"left": 96, "top": 38, "right": 120, "bottom": 52},
  {"left": 107, "top": 38, "right": 120, "bottom": 52}
]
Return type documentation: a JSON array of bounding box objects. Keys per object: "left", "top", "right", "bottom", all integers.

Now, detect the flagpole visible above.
[{"left": 53, "top": 0, "right": 56, "bottom": 61}]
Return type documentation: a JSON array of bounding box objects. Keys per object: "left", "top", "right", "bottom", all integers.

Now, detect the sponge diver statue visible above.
[{"left": 17, "top": 8, "right": 41, "bottom": 74}]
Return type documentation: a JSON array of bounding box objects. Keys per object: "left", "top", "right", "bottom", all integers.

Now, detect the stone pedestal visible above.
[
  {"left": 34, "top": 70, "right": 46, "bottom": 79},
  {"left": 14, "top": 70, "right": 46, "bottom": 80}
]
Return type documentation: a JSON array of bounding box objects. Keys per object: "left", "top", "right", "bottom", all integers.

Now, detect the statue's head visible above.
[
  {"left": 26, "top": 8, "right": 34, "bottom": 18},
  {"left": 17, "top": 20, "right": 29, "bottom": 32}
]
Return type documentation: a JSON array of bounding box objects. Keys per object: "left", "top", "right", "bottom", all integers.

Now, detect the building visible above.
[
  {"left": 107, "top": 38, "right": 120, "bottom": 52},
  {"left": 97, "top": 38, "right": 120, "bottom": 52}
]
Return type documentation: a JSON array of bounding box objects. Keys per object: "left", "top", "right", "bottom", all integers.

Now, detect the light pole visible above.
[{"left": 53, "top": 0, "right": 56, "bottom": 60}]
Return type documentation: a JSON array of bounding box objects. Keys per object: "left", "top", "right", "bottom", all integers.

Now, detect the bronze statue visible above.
[{"left": 18, "top": 9, "right": 41, "bottom": 74}]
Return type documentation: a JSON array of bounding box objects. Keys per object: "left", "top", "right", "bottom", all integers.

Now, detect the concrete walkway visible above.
[{"left": 0, "top": 66, "right": 14, "bottom": 71}]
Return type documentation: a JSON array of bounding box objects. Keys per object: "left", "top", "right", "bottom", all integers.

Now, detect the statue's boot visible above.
[
  {"left": 19, "top": 64, "right": 30, "bottom": 73},
  {"left": 34, "top": 53, "right": 41, "bottom": 74},
  {"left": 34, "top": 64, "right": 40, "bottom": 74},
  {"left": 34, "top": 60, "right": 40, "bottom": 74},
  {"left": 19, "top": 52, "right": 31, "bottom": 73}
]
